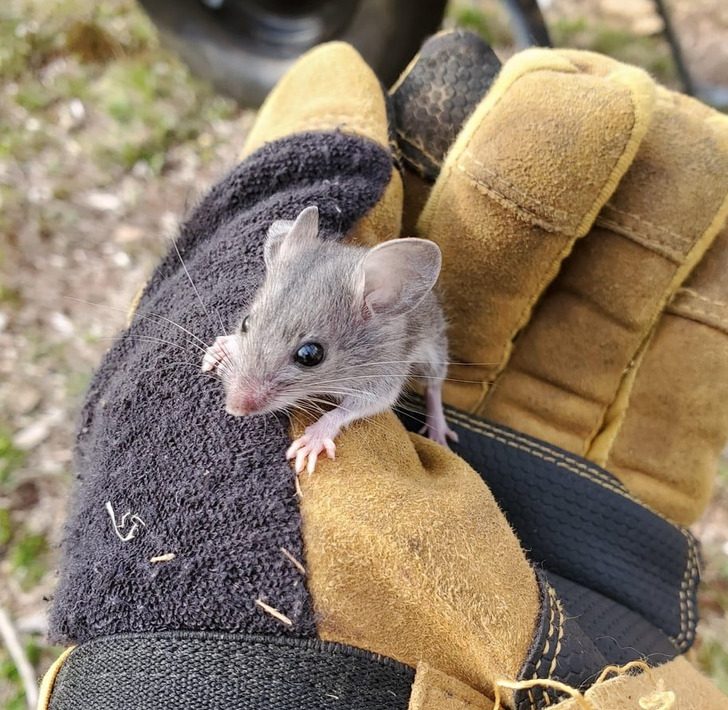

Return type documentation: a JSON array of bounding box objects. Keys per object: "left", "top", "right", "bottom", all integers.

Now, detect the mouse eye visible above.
[
  {"left": 294, "top": 342, "right": 325, "bottom": 367},
  {"left": 241, "top": 316, "right": 250, "bottom": 333}
]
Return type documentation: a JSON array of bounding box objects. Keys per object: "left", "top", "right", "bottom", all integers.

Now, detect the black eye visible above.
[
  {"left": 241, "top": 316, "right": 250, "bottom": 333},
  {"left": 294, "top": 342, "right": 324, "bottom": 367}
]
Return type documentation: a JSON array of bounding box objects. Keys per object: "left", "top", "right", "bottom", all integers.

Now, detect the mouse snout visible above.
[{"left": 225, "top": 382, "right": 275, "bottom": 417}]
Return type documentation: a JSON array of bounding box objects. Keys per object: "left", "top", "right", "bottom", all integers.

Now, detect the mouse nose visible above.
[{"left": 225, "top": 388, "right": 269, "bottom": 416}]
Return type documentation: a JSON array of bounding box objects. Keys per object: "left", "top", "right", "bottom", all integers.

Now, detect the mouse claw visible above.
[
  {"left": 286, "top": 434, "right": 336, "bottom": 475},
  {"left": 201, "top": 335, "right": 235, "bottom": 373},
  {"left": 323, "top": 438, "right": 336, "bottom": 460},
  {"left": 295, "top": 447, "right": 308, "bottom": 474},
  {"left": 286, "top": 436, "right": 307, "bottom": 461}
]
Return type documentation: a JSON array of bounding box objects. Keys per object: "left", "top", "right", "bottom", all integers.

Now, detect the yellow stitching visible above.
[
  {"left": 462, "top": 152, "right": 573, "bottom": 223},
  {"left": 448, "top": 407, "right": 661, "bottom": 514},
  {"left": 446, "top": 407, "right": 618, "bottom": 488},
  {"left": 529, "top": 582, "right": 558, "bottom": 708},
  {"left": 400, "top": 151, "right": 436, "bottom": 179},
  {"left": 667, "top": 301, "right": 728, "bottom": 335},
  {"left": 595, "top": 216, "right": 684, "bottom": 263},
  {"left": 548, "top": 592, "right": 565, "bottom": 682},
  {"left": 673, "top": 535, "right": 699, "bottom": 648},
  {"left": 455, "top": 163, "right": 560, "bottom": 232},
  {"left": 603, "top": 203, "right": 690, "bottom": 246},
  {"left": 401, "top": 151, "right": 433, "bottom": 178},
  {"left": 677, "top": 287, "right": 728, "bottom": 310}
]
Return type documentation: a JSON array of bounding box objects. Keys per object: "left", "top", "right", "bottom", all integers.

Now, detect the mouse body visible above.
[{"left": 202, "top": 205, "right": 457, "bottom": 474}]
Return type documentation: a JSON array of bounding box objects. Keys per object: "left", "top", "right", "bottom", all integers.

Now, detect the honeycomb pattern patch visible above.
[{"left": 391, "top": 30, "right": 502, "bottom": 180}]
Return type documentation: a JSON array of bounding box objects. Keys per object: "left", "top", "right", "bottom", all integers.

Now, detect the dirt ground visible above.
[{"left": 1, "top": 0, "right": 726, "bottom": 706}]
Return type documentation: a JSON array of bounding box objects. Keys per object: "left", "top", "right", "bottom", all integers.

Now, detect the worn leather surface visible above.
[
  {"left": 399, "top": 402, "right": 699, "bottom": 654},
  {"left": 397, "top": 399, "right": 700, "bottom": 706},
  {"left": 393, "top": 38, "right": 728, "bottom": 526}
]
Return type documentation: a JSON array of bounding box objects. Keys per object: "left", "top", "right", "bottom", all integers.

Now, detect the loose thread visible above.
[
  {"left": 255, "top": 599, "right": 293, "bottom": 627},
  {"left": 492, "top": 661, "right": 676, "bottom": 710},
  {"left": 280, "top": 547, "right": 306, "bottom": 575},
  {"left": 149, "top": 552, "right": 176, "bottom": 563},
  {"left": 595, "top": 659, "right": 652, "bottom": 685},
  {"left": 493, "top": 678, "right": 593, "bottom": 710}
]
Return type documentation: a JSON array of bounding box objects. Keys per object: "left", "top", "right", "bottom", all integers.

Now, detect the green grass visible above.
[
  {"left": 1, "top": 639, "right": 63, "bottom": 710},
  {"left": 9, "top": 532, "right": 49, "bottom": 589},
  {"left": 0, "top": 430, "right": 25, "bottom": 488},
  {"left": 448, "top": 2, "right": 513, "bottom": 46},
  {"left": 697, "top": 632, "right": 728, "bottom": 695},
  {"left": 1, "top": 0, "right": 237, "bottom": 176}
]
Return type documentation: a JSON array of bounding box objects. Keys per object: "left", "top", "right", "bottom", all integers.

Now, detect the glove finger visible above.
[
  {"left": 390, "top": 30, "right": 501, "bottom": 183},
  {"left": 417, "top": 48, "right": 655, "bottom": 412},
  {"left": 243, "top": 42, "right": 392, "bottom": 157},
  {"left": 481, "top": 69, "right": 728, "bottom": 469},
  {"left": 242, "top": 41, "right": 403, "bottom": 248},
  {"left": 390, "top": 30, "right": 501, "bottom": 236},
  {"left": 605, "top": 222, "right": 728, "bottom": 525}
]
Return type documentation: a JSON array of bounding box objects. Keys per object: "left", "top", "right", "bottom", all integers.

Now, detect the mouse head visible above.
[{"left": 220, "top": 205, "right": 441, "bottom": 417}]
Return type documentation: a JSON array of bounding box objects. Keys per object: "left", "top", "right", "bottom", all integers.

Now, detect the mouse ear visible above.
[
  {"left": 358, "top": 238, "right": 442, "bottom": 317},
  {"left": 264, "top": 205, "right": 320, "bottom": 267}
]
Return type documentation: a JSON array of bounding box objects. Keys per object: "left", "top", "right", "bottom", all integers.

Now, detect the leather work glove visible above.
[{"left": 39, "top": 34, "right": 728, "bottom": 710}]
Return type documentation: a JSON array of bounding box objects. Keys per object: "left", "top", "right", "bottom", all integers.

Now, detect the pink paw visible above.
[
  {"left": 419, "top": 421, "right": 459, "bottom": 447},
  {"left": 201, "top": 335, "right": 235, "bottom": 373},
  {"left": 286, "top": 431, "right": 336, "bottom": 475}
]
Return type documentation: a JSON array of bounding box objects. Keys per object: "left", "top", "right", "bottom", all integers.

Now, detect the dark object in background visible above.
[
  {"left": 137, "top": 0, "right": 449, "bottom": 107},
  {"left": 139, "top": 0, "right": 726, "bottom": 111}
]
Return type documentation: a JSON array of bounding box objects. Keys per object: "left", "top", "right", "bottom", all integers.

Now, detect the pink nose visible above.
[{"left": 225, "top": 390, "right": 268, "bottom": 416}]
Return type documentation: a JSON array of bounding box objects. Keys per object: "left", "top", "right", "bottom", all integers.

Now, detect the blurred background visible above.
[{"left": 0, "top": 0, "right": 727, "bottom": 706}]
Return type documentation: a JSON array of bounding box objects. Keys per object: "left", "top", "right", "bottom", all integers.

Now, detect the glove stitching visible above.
[
  {"left": 446, "top": 407, "right": 624, "bottom": 489},
  {"left": 444, "top": 408, "right": 698, "bottom": 649},
  {"left": 448, "top": 405, "right": 687, "bottom": 531},
  {"left": 676, "top": 287, "right": 728, "bottom": 311},
  {"left": 595, "top": 216, "right": 684, "bottom": 263},
  {"left": 673, "top": 535, "right": 698, "bottom": 649},
  {"left": 666, "top": 302, "right": 728, "bottom": 336},
  {"left": 459, "top": 153, "right": 572, "bottom": 227},
  {"left": 547, "top": 593, "right": 565, "bottom": 683},
  {"left": 462, "top": 152, "right": 573, "bottom": 222},
  {"left": 454, "top": 163, "right": 560, "bottom": 233},
  {"left": 603, "top": 204, "right": 691, "bottom": 247},
  {"left": 526, "top": 581, "right": 559, "bottom": 709}
]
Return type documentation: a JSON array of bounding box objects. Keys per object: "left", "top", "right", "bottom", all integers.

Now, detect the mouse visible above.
[{"left": 202, "top": 205, "right": 458, "bottom": 474}]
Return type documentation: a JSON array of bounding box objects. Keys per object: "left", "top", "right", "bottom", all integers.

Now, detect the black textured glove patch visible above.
[{"left": 50, "top": 132, "right": 393, "bottom": 644}]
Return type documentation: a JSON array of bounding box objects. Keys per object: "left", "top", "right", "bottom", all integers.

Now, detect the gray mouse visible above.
[{"left": 202, "top": 205, "right": 457, "bottom": 474}]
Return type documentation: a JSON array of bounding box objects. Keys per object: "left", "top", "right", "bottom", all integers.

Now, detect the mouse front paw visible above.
[
  {"left": 201, "top": 335, "right": 236, "bottom": 373},
  {"left": 286, "top": 429, "right": 337, "bottom": 475}
]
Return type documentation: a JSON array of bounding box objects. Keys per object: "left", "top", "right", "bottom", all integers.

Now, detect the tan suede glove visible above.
[{"left": 398, "top": 42, "right": 728, "bottom": 528}]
